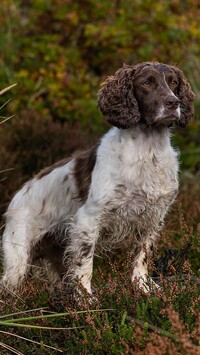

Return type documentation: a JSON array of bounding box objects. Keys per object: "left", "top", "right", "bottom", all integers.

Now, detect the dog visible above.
[{"left": 0, "top": 62, "right": 195, "bottom": 294}]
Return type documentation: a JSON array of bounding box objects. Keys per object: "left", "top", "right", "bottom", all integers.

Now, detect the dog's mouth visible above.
[{"left": 153, "top": 107, "right": 180, "bottom": 127}]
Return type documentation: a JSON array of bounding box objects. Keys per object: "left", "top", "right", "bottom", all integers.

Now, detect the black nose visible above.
[{"left": 164, "top": 96, "right": 179, "bottom": 110}]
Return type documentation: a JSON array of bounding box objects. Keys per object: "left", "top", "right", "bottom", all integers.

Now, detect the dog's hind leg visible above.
[{"left": 0, "top": 209, "right": 40, "bottom": 291}]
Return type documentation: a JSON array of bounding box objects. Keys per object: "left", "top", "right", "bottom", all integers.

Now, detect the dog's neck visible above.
[
  {"left": 115, "top": 124, "right": 171, "bottom": 141},
  {"left": 107, "top": 124, "right": 173, "bottom": 159}
]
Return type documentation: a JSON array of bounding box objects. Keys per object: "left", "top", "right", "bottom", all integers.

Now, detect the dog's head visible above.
[{"left": 98, "top": 62, "right": 195, "bottom": 128}]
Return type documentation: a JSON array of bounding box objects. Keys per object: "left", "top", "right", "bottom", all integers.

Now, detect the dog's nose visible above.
[{"left": 164, "top": 96, "right": 179, "bottom": 110}]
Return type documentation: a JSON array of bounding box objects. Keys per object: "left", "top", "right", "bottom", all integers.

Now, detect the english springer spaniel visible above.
[{"left": 0, "top": 62, "right": 195, "bottom": 294}]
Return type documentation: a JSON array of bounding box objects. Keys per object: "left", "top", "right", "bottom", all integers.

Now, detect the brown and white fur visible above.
[{"left": 0, "top": 62, "right": 195, "bottom": 294}]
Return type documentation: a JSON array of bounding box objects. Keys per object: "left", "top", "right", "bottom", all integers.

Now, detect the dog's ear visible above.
[
  {"left": 171, "top": 66, "right": 195, "bottom": 127},
  {"left": 98, "top": 65, "right": 140, "bottom": 129}
]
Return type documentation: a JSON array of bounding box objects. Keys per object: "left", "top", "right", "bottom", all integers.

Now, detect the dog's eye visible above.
[
  {"left": 142, "top": 81, "right": 151, "bottom": 88},
  {"left": 170, "top": 80, "right": 178, "bottom": 87}
]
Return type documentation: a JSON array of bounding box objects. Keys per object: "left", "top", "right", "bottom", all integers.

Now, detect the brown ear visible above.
[
  {"left": 98, "top": 65, "right": 140, "bottom": 129},
  {"left": 171, "top": 66, "right": 195, "bottom": 127}
]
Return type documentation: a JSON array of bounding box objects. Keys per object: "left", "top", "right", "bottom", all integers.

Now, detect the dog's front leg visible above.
[
  {"left": 131, "top": 234, "right": 158, "bottom": 292},
  {"left": 66, "top": 204, "right": 101, "bottom": 294}
]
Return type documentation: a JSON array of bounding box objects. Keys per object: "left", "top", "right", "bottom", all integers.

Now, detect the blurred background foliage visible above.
[{"left": 0, "top": 0, "right": 200, "bottom": 209}]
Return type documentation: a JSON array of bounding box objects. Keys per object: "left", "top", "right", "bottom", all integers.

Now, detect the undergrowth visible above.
[
  {"left": 0, "top": 197, "right": 199, "bottom": 354},
  {"left": 0, "top": 264, "right": 199, "bottom": 354}
]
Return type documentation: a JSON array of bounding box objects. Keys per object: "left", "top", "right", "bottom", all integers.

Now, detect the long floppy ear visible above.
[
  {"left": 171, "top": 66, "right": 195, "bottom": 127},
  {"left": 98, "top": 65, "right": 140, "bottom": 129}
]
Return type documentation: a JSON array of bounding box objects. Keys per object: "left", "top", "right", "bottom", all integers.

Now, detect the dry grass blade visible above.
[
  {"left": 0, "top": 341, "right": 24, "bottom": 355},
  {"left": 0, "top": 168, "right": 15, "bottom": 174},
  {"left": 0, "top": 287, "right": 26, "bottom": 303},
  {"left": 0, "top": 115, "right": 15, "bottom": 125},
  {"left": 0, "top": 83, "right": 17, "bottom": 96},
  {"left": 0, "top": 331, "right": 63, "bottom": 353},
  {"left": 0, "top": 98, "right": 11, "bottom": 110},
  {"left": 0, "top": 223, "right": 5, "bottom": 230}
]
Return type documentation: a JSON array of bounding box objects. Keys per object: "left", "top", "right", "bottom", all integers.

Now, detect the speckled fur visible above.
[{"left": 0, "top": 62, "right": 195, "bottom": 294}]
